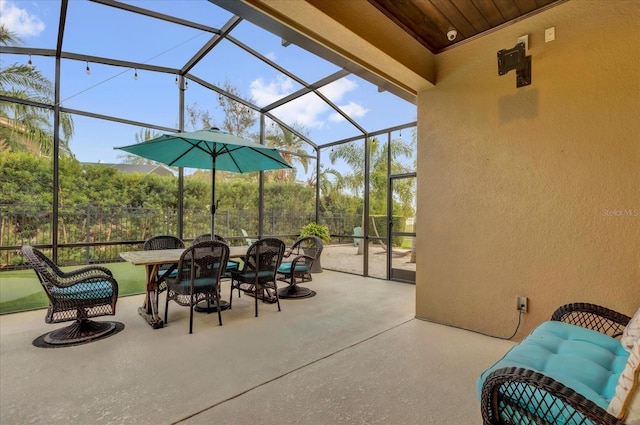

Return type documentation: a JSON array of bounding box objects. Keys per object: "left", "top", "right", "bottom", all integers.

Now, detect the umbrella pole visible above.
[
  {"left": 211, "top": 156, "right": 216, "bottom": 236},
  {"left": 195, "top": 154, "right": 230, "bottom": 314}
]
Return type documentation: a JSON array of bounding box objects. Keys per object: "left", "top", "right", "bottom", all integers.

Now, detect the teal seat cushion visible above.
[
  {"left": 225, "top": 261, "right": 239, "bottom": 271},
  {"left": 157, "top": 268, "right": 178, "bottom": 278},
  {"left": 277, "top": 262, "right": 310, "bottom": 274},
  {"left": 49, "top": 281, "right": 113, "bottom": 299},
  {"left": 477, "top": 321, "right": 629, "bottom": 421}
]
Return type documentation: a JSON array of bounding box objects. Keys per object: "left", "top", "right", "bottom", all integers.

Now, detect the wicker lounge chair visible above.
[
  {"left": 479, "top": 303, "right": 633, "bottom": 425},
  {"left": 163, "top": 240, "right": 230, "bottom": 333},
  {"left": 21, "top": 245, "right": 119, "bottom": 345},
  {"left": 229, "top": 238, "right": 285, "bottom": 317},
  {"left": 276, "top": 236, "right": 323, "bottom": 298}
]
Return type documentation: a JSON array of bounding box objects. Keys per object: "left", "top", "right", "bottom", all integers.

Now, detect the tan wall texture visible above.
[{"left": 416, "top": 0, "right": 640, "bottom": 339}]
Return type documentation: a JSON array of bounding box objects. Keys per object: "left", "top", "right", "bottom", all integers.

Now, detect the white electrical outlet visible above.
[
  {"left": 516, "top": 296, "right": 528, "bottom": 313},
  {"left": 517, "top": 35, "right": 529, "bottom": 53},
  {"left": 545, "top": 27, "right": 555, "bottom": 42}
]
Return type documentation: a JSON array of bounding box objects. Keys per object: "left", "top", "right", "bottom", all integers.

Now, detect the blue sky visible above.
[{"left": 1, "top": 0, "right": 416, "bottom": 165}]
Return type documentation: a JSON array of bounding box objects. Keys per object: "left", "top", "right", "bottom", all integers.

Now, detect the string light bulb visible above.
[
  {"left": 399, "top": 130, "right": 402, "bottom": 140},
  {"left": 85, "top": 61, "right": 91, "bottom": 75},
  {"left": 134, "top": 69, "right": 138, "bottom": 80},
  {"left": 175, "top": 75, "right": 178, "bottom": 85},
  {"left": 184, "top": 80, "right": 189, "bottom": 90},
  {"left": 28, "top": 55, "right": 33, "bottom": 68}
]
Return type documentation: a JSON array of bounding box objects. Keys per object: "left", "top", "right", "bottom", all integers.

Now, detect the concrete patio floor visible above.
[{"left": 0, "top": 271, "right": 513, "bottom": 424}]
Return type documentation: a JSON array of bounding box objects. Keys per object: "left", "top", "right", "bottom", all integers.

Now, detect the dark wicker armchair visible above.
[
  {"left": 229, "top": 238, "right": 285, "bottom": 317},
  {"left": 164, "top": 240, "right": 230, "bottom": 333},
  {"left": 276, "top": 236, "right": 323, "bottom": 298},
  {"left": 192, "top": 234, "right": 239, "bottom": 274},
  {"left": 193, "top": 233, "right": 224, "bottom": 244},
  {"left": 143, "top": 235, "right": 185, "bottom": 290},
  {"left": 21, "top": 245, "right": 119, "bottom": 345},
  {"left": 480, "top": 303, "right": 632, "bottom": 425}
]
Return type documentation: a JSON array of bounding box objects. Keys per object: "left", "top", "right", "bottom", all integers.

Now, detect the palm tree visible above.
[
  {"left": 329, "top": 136, "right": 414, "bottom": 207},
  {"left": 329, "top": 135, "right": 415, "bottom": 252},
  {"left": 264, "top": 123, "right": 310, "bottom": 183},
  {"left": 0, "top": 25, "right": 74, "bottom": 157}
]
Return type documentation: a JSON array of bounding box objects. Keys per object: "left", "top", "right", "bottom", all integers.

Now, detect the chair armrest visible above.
[
  {"left": 480, "top": 367, "right": 624, "bottom": 425},
  {"left": 551, "top": 303, "right": 631, "bottom": 338},
  {"left": 291, "top": 255, "right": 314, "bottom": 266},
  {"left": 58, "top": 265, "right": 114, "bottom": 279},
  {"left": 282, "top": 249, "right": 296, "bottom": 260},
  {"left": 51, "top": 273, "right": 118, "bottom": 288}
]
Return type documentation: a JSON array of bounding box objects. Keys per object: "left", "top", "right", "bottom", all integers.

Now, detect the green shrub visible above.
[{"left": 300, "top": 222, "right": 330, "bottom": 243}]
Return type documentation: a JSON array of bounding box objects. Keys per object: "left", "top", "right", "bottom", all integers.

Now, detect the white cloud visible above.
[
  {"left": 250, "top": 75, "right": 367, "bottom": 129},
  {"left": 251, "top": 76, "right": 327, "bottom": 128},
  {"left": 250, "top": 75, "right": 294, "bottom": 105},
  {"left": 0, "top": 0, "right": 45, "bottom": 37},
  {"left": 329, "top": 101, "right": 369, "bottom": 122},
  {"left": 321, "top": 78, "right": 358, "bottom": 103}
]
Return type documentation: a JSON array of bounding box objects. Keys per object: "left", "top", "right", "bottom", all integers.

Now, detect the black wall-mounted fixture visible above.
[{"left": 497, "top": 42, "right": 531, "bottom": 88}]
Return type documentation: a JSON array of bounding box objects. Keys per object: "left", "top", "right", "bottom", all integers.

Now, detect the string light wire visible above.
[{"left": 60, "top": 32, "right": 206, "bottom": 105}]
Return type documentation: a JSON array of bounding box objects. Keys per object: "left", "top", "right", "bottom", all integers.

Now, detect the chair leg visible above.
[
  {"left": 274, "top": 284, "right": 281, "bottom": 312},
  {"left": 216, "top": 297, "right": 222, "bottom": 326},
  {"left": 254, "top": 287, "right": 259, "bottom": 317},
  {"left": 164, "top": 292, "right": 169, "bottom": 323},
  {"left": 228, "top": 283, "right": 233, "bottom": 309},
  {"left": 189, "top": 304, "right": 194, "bottom": 334}
]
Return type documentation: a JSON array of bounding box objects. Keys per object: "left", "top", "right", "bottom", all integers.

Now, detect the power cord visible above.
[{"left": 502, "top": 309, "right": 523, "bottom": 340}]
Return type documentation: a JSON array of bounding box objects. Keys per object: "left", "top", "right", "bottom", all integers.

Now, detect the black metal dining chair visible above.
[
  {"left": 143, "top": 235, "right": 185, "bottom": 287},
  {"left": 229, "top": 238, "right": 285, "bottom": 317},
  {"left": 192, "top": 233, "right": 240, "bottom": 274},
  {"left": 164, "top": 240, "right": 230, "bottom": 333}
]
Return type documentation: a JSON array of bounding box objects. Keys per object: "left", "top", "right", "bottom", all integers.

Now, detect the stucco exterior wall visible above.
[{"left": 416, "top": 0, "right": 639, "bottom": 339}]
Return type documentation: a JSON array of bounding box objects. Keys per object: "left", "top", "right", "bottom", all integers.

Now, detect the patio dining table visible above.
[{"left": 120, "top": 246, "right": 246, "bottom": 329}]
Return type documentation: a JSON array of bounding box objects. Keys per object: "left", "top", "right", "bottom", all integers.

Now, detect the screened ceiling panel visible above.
[
  {"left": 316, "top": 74, "right": 417, "bottom": 135},
  {"left": 59, "top": 58, "right": 179, "bottom": 128},
  {"left": 1, "top": 0, "right": 417, "bottom": 164},
  {"left": 15, "top": 0, "right": 61, "bottom": 50},
  {"left": 188, "top": 37, "right": 306, "bottom": 110},
  {"left": 63, "top": 1, "right": 209, "bottom": 68},
  {"left": 229, "top": 19, "right": 342, "bottom": 85},
  {"left": 269, "top": 91, "right": 364, "bottom": 145},
  {"left": 121, "top": 0, "right": 234, "bottom": 28}
]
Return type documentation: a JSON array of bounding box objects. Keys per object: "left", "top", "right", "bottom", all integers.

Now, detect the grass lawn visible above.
[{"left": 0, "top": 261, "right": 146, "bottom": 315}]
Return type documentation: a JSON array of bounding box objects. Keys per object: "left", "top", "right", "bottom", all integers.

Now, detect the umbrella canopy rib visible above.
[{"left": 166, "top": 138, "right": 210, "bottom": 166}]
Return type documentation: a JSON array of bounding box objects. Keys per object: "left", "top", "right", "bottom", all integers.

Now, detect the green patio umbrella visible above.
[{"left": 115, "top": 128, "right": 292, "bottom": 235}]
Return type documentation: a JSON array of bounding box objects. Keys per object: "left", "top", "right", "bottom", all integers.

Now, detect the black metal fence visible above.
[{"left": 0, "top": 204, "right": 364, "bottom": 269}]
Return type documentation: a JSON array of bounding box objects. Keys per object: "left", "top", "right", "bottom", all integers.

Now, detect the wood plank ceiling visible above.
[{"left": 367, "top": 0, "right": 565, "bottom": 53}]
